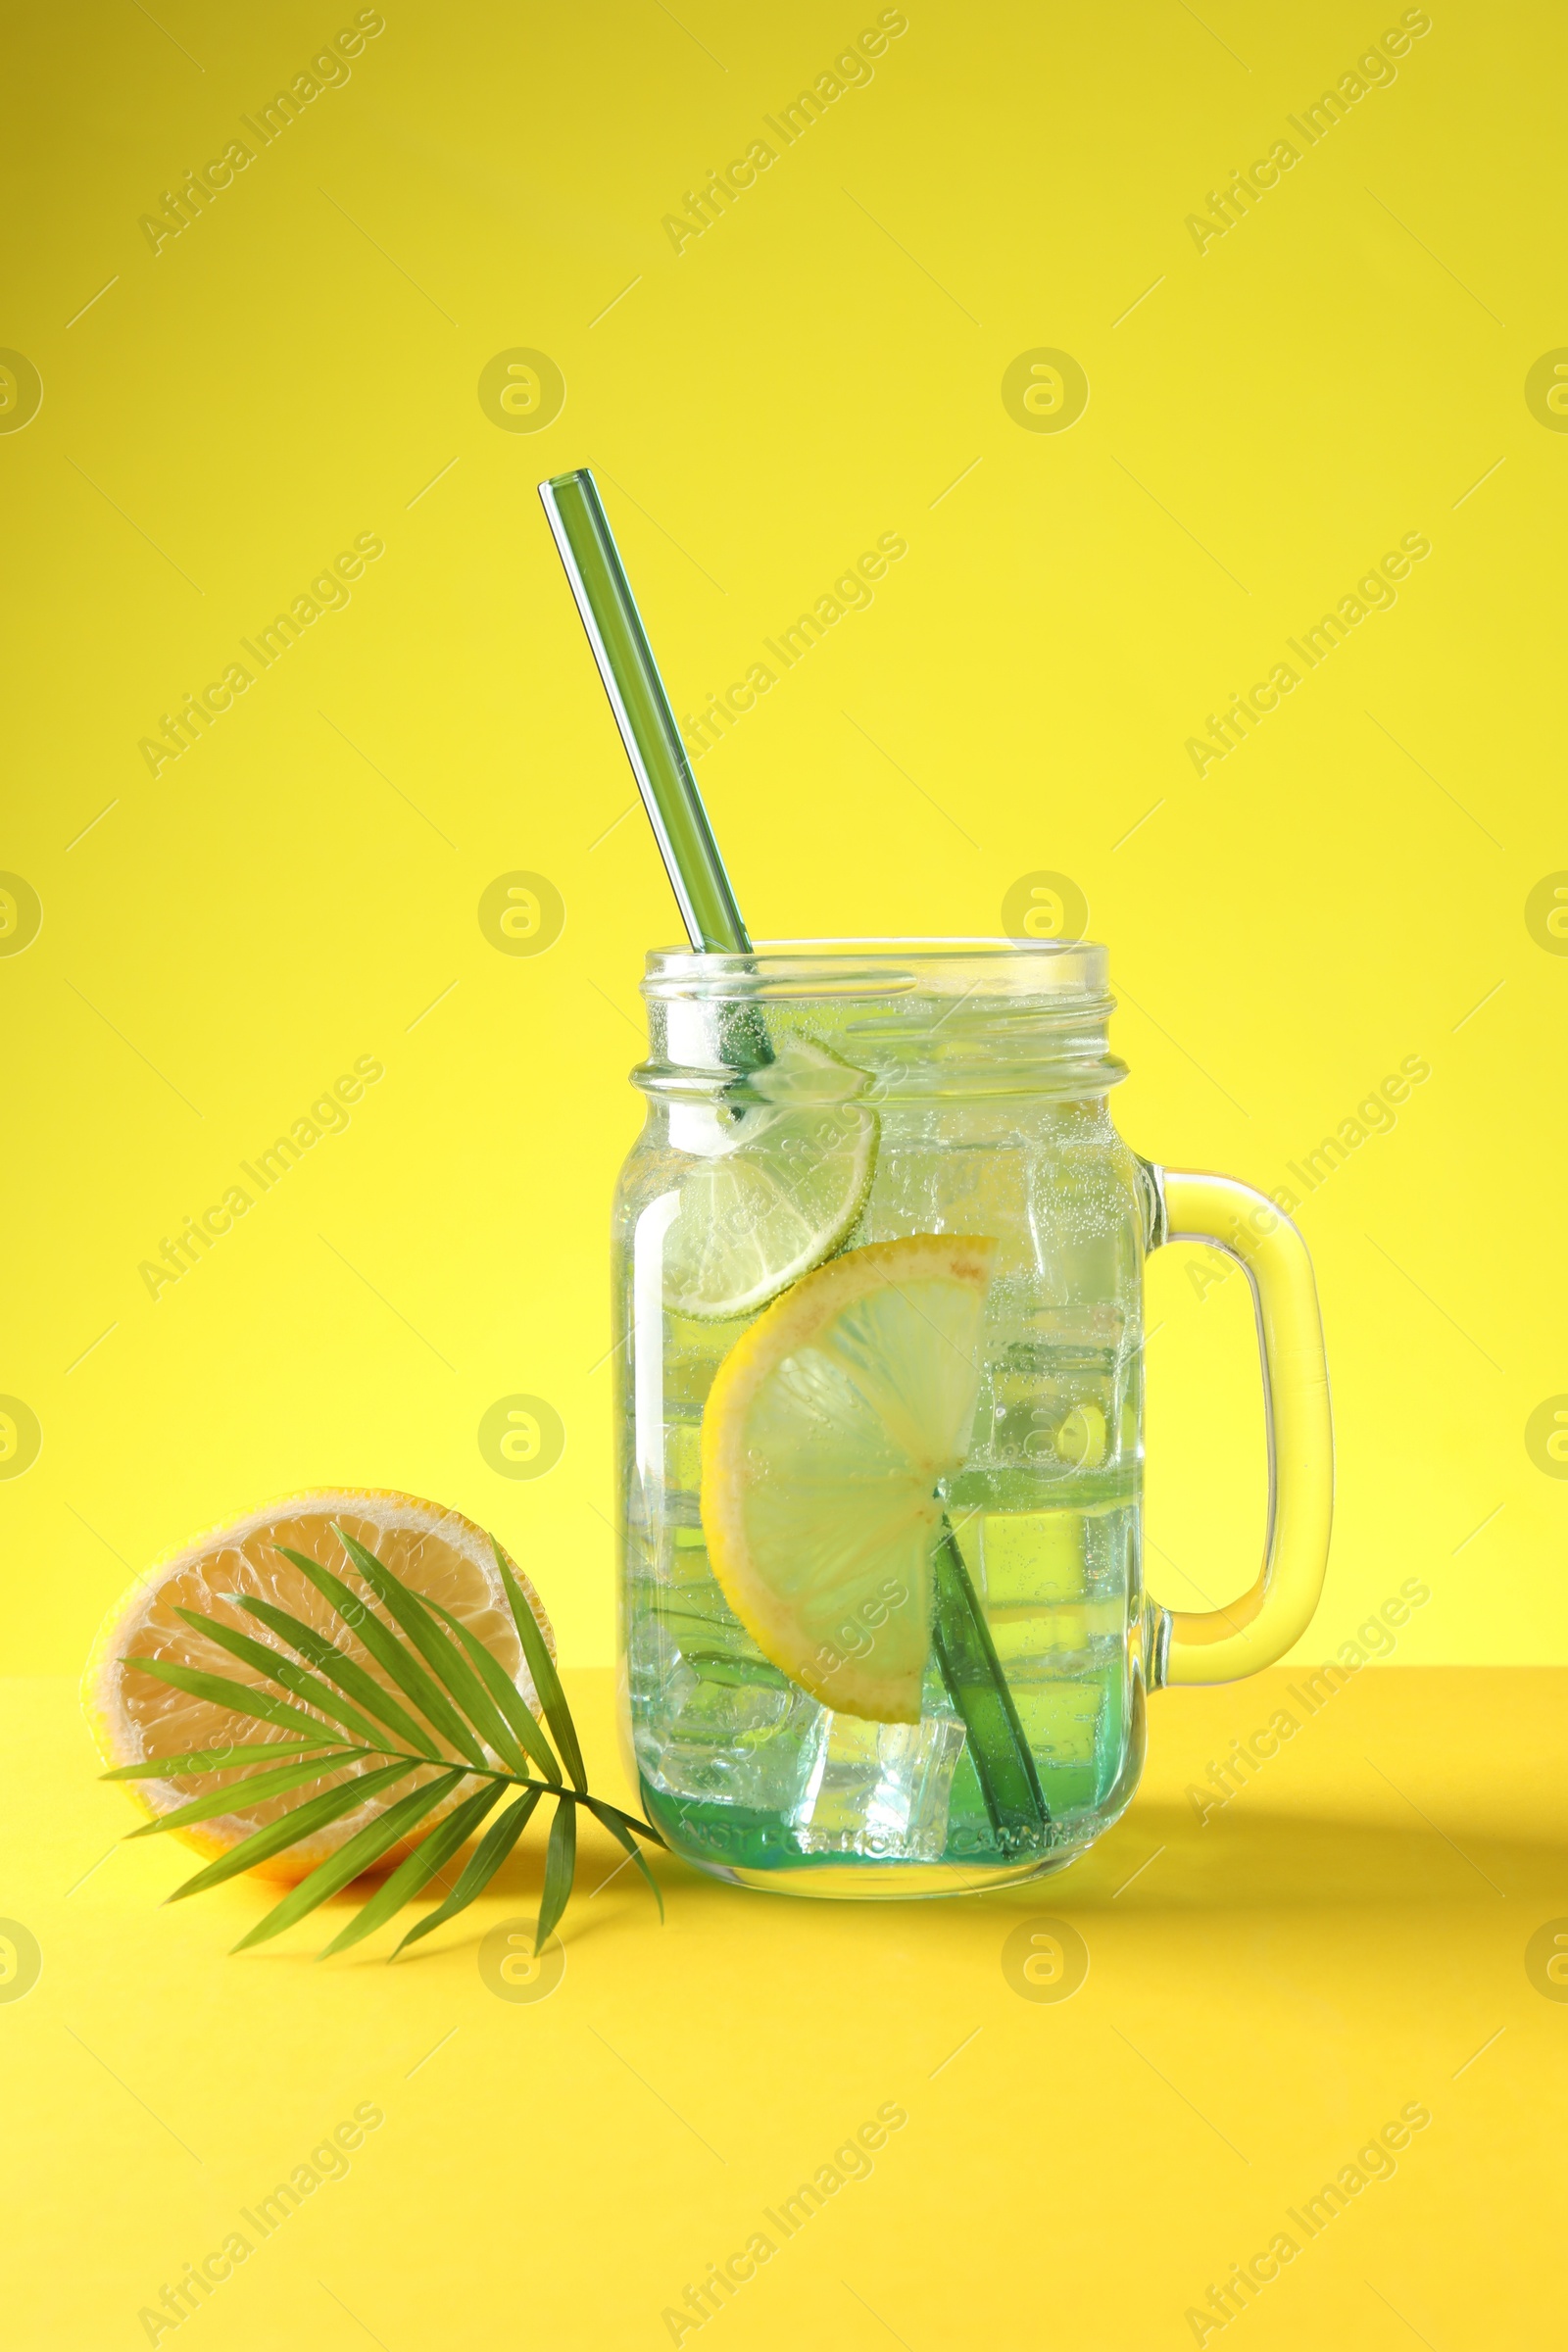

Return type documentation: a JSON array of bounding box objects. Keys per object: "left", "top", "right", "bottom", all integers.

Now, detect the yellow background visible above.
[
  {"left": 2, "top": 2, "right": 1566, "bottom": 2343},
  {"left": 5, "top": 0, "right": 1564, "bottom": 1679}
]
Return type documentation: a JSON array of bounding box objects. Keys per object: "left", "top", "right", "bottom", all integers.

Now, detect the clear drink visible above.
[{"left": 614, "top": 942, "right": 1152, "bottom": 1893}]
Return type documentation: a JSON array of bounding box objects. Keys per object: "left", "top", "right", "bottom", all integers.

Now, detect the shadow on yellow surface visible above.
[
  {"left": 6, "top": 1661, "right": 1562, "bottom": 2349},
  {"left": 1043, "top": 1801, "right": 1550, "bottom": 1915}
]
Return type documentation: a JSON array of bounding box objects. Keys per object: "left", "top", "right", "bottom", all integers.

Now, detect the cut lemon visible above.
[
  {"left": 662, "top": 1039, "right": 877, "bottom": 1320},
  {"left": 700, "top": 1234, "right": 997, "bottom": 1723},
  {"left": 82, "top": 1490, "right": 553, "bottom": 1882}
]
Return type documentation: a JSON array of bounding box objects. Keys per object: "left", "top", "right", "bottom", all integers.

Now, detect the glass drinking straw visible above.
[
  {"left": 538, "top": 466, "right": 1049, "bottom": 1855},
  {"left": 537, "top": 470, "right": 748, "bottom": 954}
]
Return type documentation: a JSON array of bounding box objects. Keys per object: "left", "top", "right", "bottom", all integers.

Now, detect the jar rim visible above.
[{"left": 643, "top": 936, "right": 1109, "bottom": 1003}]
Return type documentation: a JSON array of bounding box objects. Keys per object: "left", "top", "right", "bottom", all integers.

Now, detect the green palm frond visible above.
[{"left": 108, "top": 1523, "right": 663, "bottom": 1960}]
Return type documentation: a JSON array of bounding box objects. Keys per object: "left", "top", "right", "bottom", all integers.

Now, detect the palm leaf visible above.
[
  {"left": 536, "top": 1796, "right": 577, "bottom": 1951},
  {"left": 392, "top": 1787, "right": 544, "bottom": 1957},
  {"left": 328, "top": 1555, "right": 532, "bottom": 1781},
  {"left": 330, "top": 1525, "right": 509, "bottom": 1771},
  {"left": 104, "top": 1739, "right": 338, "bottom": 1781},
  {"left": 315, "top": 1781, "right": 506, "bottom": 1959},
  {"left": 165, "top": 1760, "right": 416, "bottom": 1902},
  {"left": 236, "top": 1583, "right": 444, "bottom": 1760},
  {"left": 127, "top": 1749, "right": 363, "bottom": 1838},
  {"left": 576, "top": 1792, "right": 666, "bottom": 1846},
  {"left": 112, "top": 1524, "right": 664, "bottom": 1962},
  {"left": 419, "top": 1593, "right": 560, "bottom": 1784},
  {"left": 231, "top": 1768, "right": 468, "bottom": 1952},
  {"left": 494, "top": 1543, "right": 586, "bottom": 1790},
  {"left": 124, "top": 1656, "right": 334, "bottom": 1740},
  {"left": 274, "top": 1546, "right": 468, "bottom": 1761},
  {"left": 173, "top": 1608, "right": 392, "bottom": 1752},
  {"left": 583, "top": 1797, "right": 665, "bottom": 1920}
]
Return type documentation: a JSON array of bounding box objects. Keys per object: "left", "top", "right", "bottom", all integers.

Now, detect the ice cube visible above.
[
  {"left": 795, "top": 1713, "right": 966, "bottom": 1861},
  {"left": 991, "top": 1607, "right": 1090, "bottom": 1666},
  {"left": 1011, "top": 1680, "right": 1104, "bottom": 1767},
  {"left": 982, "top": 1508, "right": 1086, "bottom": 1605},
  {"left": 641, "top": 1661, "right": 827, "bottom": 1814}
]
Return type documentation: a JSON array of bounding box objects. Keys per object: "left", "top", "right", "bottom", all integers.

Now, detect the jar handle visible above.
[{"left": 1142, "top": 1166, "right": 1333, "bottom": 1689}]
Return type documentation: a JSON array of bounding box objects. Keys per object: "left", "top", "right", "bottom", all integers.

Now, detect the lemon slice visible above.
[
  {"left": 662, "top": 1039, "right": 878, "bottom": 1320},
  {"left": 82, "top": 1489, "right": 553, "bottom": 1882},
  {"left": 700, "top": 1234, "right": 997, "bottom": 1723}
]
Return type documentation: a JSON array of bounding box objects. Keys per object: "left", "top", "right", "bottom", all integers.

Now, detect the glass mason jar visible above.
[{"left": 613, "top": 941, "right": 1331, "bottom": 1897}]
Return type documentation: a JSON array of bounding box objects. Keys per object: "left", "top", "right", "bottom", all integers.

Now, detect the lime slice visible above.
[
  {"left": 700, "top": 1234, "right": 998, "bottom": 1723},
  {"left": 661, "top": 1040, "right": 878, "bottom": 1320}
]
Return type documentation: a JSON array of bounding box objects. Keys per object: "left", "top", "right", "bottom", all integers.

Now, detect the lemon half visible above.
[{"left": 83, "top": 1489, "right": 553, "bottom": 1882}]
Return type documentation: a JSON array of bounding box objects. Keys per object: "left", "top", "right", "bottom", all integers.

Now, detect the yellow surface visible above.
[
  {"left": 2, "top": 0, "right": 1564, "bottom": 1681},
  {"left": 4, "top": 1663, "right": 1564, "bottom": 2347}
]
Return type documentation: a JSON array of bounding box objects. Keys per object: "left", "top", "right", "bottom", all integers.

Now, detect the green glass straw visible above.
[
  {"left": 538, "top": 466, "right": 1049, "bottom": 1855},
  {"left": 538, "top": 468, "right": 749, "bottom": 954}
]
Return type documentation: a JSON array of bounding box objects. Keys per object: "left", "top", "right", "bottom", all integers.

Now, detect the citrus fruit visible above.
[
  {"left": 700, "top": 1233, "right": 997, "bottom": 1723},
  {"left": 83, "top": 1490, "right": 553, "bottom": 1882},
  {"left": 662, "top": 1038, "right": 878, "bottom": 1320}
]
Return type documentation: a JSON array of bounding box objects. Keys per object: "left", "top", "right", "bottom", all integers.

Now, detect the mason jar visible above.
[{"left": 612, "top": 941, "right": 1331, "bottom": 1897}]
